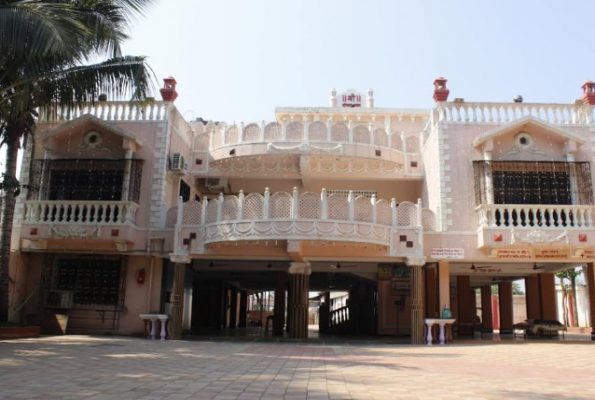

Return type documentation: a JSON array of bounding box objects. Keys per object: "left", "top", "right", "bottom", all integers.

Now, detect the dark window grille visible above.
[
  {"left": 54, "top": 258, "right": 125, "bottom": 308},
  {"left": 473, "top": 161, "right": 593, "bottom": 206},
  {"left": 179, "top": 179, "right": 191, "bottom": 202},
  {"left": 28, "top": 159, "right": 143, "bottom": 203}
]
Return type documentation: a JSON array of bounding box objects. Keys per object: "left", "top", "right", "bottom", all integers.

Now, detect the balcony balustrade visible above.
[
  {"left": 476, "top": 204, "right": 595, "bottom": 229},
  {"left": 37, "top": 101, "right": 170, "bottom": 122},
  {"left": 24, "top": 200, "right": 140, "bottom": 225},
  {"left": 434, "top": 102, "right": 594, "bottom": 125},
  {"left": 168, "top": 188, "right": 437, "bottom": 257},
  {"left": 198, "top": 120, "right": 421, "bottom": 154}
]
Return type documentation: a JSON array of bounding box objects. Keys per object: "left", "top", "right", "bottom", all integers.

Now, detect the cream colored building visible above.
[{"left": 8, "top": 77, "right": 595, "bottom": 343}]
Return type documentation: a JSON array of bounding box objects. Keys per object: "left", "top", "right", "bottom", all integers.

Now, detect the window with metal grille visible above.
[
  {"left": 55, "top": 258, "right": 125, "bottom": 307},
  {"left": 28, "top": 159, "right": 143, "bottom": 203},
  {"left": 473, "top": 161, "right": 593, "bottom": 205}
]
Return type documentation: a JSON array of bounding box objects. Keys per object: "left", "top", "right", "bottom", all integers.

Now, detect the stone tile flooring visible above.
[{"left": 1, "top": 335, "right": 594, "bottom": 400}]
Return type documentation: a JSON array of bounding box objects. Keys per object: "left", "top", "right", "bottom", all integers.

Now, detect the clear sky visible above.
[{"left": 121, "top": 0, "right": 595, "bottom": 124}]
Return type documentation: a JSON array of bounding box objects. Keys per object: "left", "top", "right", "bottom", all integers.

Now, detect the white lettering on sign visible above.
[{"left": 431, "top": 248, "right": 464, "bottom": 259}]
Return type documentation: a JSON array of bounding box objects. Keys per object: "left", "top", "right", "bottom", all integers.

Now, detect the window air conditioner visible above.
[
  {"left": 206, "top": 178, "right": 228, "bottom": 191},
  {"left": 45, "top": 290, "right": 74, "bottom": 309},
  {"left": 170, "top": 153, "right": 185, "bottom": 171}
]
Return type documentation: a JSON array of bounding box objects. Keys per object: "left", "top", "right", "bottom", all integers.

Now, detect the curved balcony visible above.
[
  {"left": 193, "top": 121, "right": 423, "bottom": 178},
  {"left": 167, "top": 188, "right": 438, "bottom": 258}
]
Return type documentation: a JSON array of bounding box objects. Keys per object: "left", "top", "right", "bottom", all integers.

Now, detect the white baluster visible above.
[
  {"left": 348, "top": 191, "right": 354, "bottom": 221},
  {"left": 321, "top": 189, "right": 328, "bottom": 219},
  {"left": 238, "top": 190, "right": 244, "bottom": 220},
  {"left": 217, "top": 193, "right": 224, "bottom": 222},
  {"left": 263, "top": 188, "right": 270, "bottom": 219},
  {"left": 292, "top": 187, "right": 299, "bottom": 219}
]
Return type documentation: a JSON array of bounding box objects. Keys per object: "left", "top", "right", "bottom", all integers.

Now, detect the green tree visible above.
[
  {"left": 0, "top": 0, "right": 155, "bottom": 322},
  {"left": 555, "top": 267, "right": 583, "bottom": 327}
]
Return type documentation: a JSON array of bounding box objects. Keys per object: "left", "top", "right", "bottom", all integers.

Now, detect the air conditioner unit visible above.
[
  {"left": 170, "top": 153, "right": 185, "bottom": 172},
  {"left": 45, "top": 290, "right": 74, "bottom": 309},
  {"left": 206, "top": 177, "right": 228, "bottom": 191}
]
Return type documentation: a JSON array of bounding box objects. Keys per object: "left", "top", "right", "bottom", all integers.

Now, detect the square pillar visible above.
[
  {"left": 274, "top": 271, "right": 287, "bottom": 335},
  {"left": 585, "top": 263, "right": 595, "bottom": 340},
  {"left": 438, "top": 261, "right": 450, "bottom": 311},
  {"left": 525, "top": 275, "right": 541, "bottom": 320},
  {"left": 480, "top": 285, "right": 493, "bottom": 333},
  {"left": 238, "top": 289, "right": 248, "bottom": 328},
  {"left": 498, "top": 282, "right": 514, "bottom": 334},
  {"left": 425, "top": 265, "right": 438, "bottom": 318},
  {"left": 456, "top": 275, "right": 474, "bottom": 323},
  {"left": 539, "top": 273, "right": 557, "bottom": 320}
]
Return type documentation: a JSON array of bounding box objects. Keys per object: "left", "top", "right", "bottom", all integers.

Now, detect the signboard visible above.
[
  {"left": 341, "top": 89, "right": 362, "bottom": 107},
  {"left": 431, "top": 248, "right": 464, "bottom": 259},
  {"left": 489, "top": 249, "right": 532, "bottom": 259},
  {"left": 534, "top": 249, "right": 569, "bottom": 260}
]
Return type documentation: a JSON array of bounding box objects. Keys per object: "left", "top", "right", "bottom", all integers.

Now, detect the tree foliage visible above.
[{"left": 0, "top": 0, "right": 156, "bottom": 322}]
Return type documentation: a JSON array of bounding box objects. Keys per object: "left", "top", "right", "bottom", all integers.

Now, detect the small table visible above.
[
  {"left": 424, "top": 318, "right": 456, "bottom": 345},
  {"left": 139, "top": 314, "right": 169, "bottom": 340}
]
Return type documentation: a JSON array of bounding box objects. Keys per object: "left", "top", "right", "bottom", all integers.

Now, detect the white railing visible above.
[
  {"left": 168, "top": 188, "right": 434, "bottom": 230},
  {"left": 434, "top": 102, "right": 594, "bottom": 125},
  {"left": 476, "top": 204, "right": 595, "bottom": 229},
  {"left": 37, "top": 101, "right": 170, "bottom": 123},
  {"left": 198, "top": 120, "right": 421, "bottom": 153},
  {"left": 24, "top": 201, "right": 140, "bottom": 225}
]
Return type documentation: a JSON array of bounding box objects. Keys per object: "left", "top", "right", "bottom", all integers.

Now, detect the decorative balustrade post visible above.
[
  {"left": 326, "top": 118, "right": 333, "bottom": 141},
  {"left": 348, "top": 191, "right": 355, "bottom": 221},
  {"left": 416, "top": 198, "right": 423, "bottom": 227},
  {"left": 292, "top": 187, "right": 299, "bottom": 219},
  {"left": 238, "top": 190, "right": 244, "bottom": 220},
  {"left": 348, "top": 120, "right": 353, "bottom": 143},
  {"left": 282, "top": 119, "right": 288, "bottom": 140},
  {"left": 303, "top": 116, "right": 309, "bottom": 142},
  {"left": 217, "top": 193, "right": 224, "bottom": 222},
  {"left": 201, "top": 198, "right": 208, "bottom": 225},
  {"left": 406, "top": 258, "right": 426, "bottom": 345},
  {"left": 261, "top": 120, "right": 266, "bottom": 141},
  {"left": 391, "top": 198, "right": 398, "bottom": 227},
  {"left": 263, "top": 187, "right": 270, "bottom": 219},
  {"left": 371, "top": 194, "right": 377, "bottom": 224},
  {"left": 321, "top": 188, "right": 328, "bottom": 219},
  {"left": 173, "top": 196, "right": 183, "bottom": 252}
]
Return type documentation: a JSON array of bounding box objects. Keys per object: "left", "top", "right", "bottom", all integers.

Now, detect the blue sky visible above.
[{"left": 121, "top": 0, "right": 595, "bottom": 123}]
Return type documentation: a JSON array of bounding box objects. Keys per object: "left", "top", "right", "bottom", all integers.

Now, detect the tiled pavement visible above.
[{"left": 1, "top": 335, "right": 594, "bottom": 400}]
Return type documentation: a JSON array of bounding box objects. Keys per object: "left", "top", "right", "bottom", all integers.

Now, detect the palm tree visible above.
[{"left": 0, "top": 0, "right": 156, "bottom": 322}]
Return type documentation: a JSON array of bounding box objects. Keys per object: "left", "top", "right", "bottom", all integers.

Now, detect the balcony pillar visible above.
[
  {"left": 169, "top": 259, "right": 189, "bottom": 340},
  {"left": 348, "top": 191, "right": 354, "bottom": 221},
  {"left": 263, "top": 187, "right": 270, "bottom": 219},
  {"left": 425, "top": 265, "right": 438, "bottom": 318},
  {"left": 438, "top": 261, "right": 451, "bottom": 312},
  {"left": 121, "top": 149, "right": 133, "bottom": 201},
  {"left": 217, "top": 193, "right": 223, "bottom": 222},
  {"left": 498, "top": 282, "right": 514, "bottom": 334},
  {"left": 480, "top": 285, "right": 494, "bottom": 333},
  {"left": 585, "top": 263, "right": 595, "bottom": 340},
  {"left": 292, "top": 187, "right": 299, "bottom": 219},
  {"left": 274, "top": 271, "right": 287, "bottom": 335},
  {"left": 288, "top": 262, "right": 311, "bottom": 340},
  {"left": 238, "top": 289, "right": 248, "bottom": 328},
  {"left": 371, "top": 194, "right": 377, "bottom": 224},
  {"left": 539, "top": 273, "right": 557, "bottom": 320},
  {"left": 525, "top": 275, "right": 541, "bottom": 320},
  {"left": 483, "top": 151, "right": 494, "bottom": 205},
  {"left": 303, "top": 115, "right": 309, "bottom": 141},
  {"left": 406, "top": 258, "right": 426, "bottom": 345},
  {"left": 457, "top": 275, "right": 475, "bottom": 324},
  {"left": 38, "top": 150, "right": 51, "bottom": 200},
  {"left": 238, "top": 190, "right": 244, "bottom": 220},
  {"left": 321, "top": 189, "right": 328, "bottom": 219}
]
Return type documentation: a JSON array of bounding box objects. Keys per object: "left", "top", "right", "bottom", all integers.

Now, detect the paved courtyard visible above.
[{"left": 1, "top": 335, "right": 594, "bottom": 400}]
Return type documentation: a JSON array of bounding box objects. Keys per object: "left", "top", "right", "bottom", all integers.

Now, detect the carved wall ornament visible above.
[
  {"left": 50, "top": 224, "right": 100, "bottom": 238},
  {"left": 507, "top": 132, "right": 545, "bottom": 155},
  {"left": 510, "top": 228, "right": 569, "bottom": 245},
  {"left": 266, "top": 142, "right": 343, "bottom": 154},
  {"left": 79, "top": 130, "right": 112, "bottom": 152}
]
